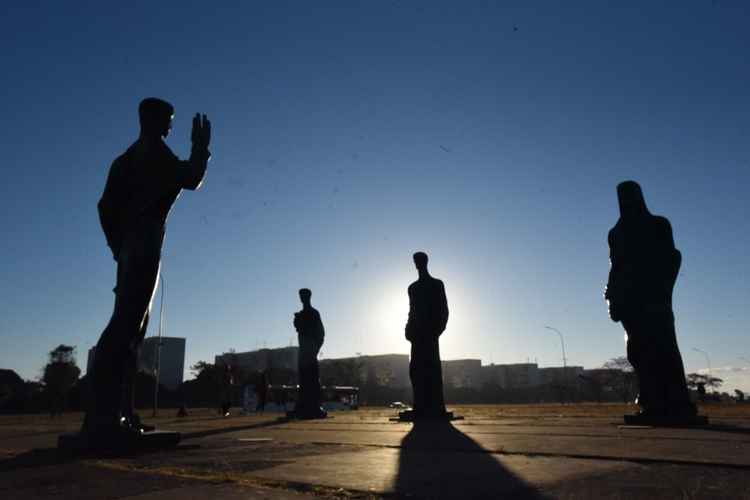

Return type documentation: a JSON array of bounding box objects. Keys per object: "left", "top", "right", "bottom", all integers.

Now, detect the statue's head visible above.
[
  {"left": 413, "top": 251, "right": 429, "bottom": 272},
  {"left": 139, "top": 97, "right": 174, "bottom": 139},
  {"left": 299, "top": 288, "right": 312, "bottom": 305},
  {"left": 617, "top": 180, "right": 649, "bottom": 219}
]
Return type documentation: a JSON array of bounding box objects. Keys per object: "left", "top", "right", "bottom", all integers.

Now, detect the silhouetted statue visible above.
[
  {"left": 255, "top": 370, "right": 269, "bottom": 413},
  {"left": 292, "top": 288, "right": 327, "bottom": 419},
  {"left": 605, "top": 181, "right": 702, "bottom": 424},
  {"left": 82, "top": 98, "right": 211, "bottom": 444},
  {"left": 404, "top": 252, "right": 450, "bottom": 419}
]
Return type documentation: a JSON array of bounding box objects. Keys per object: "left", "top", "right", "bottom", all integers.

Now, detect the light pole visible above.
[
  {"left": 152, "top": 273, "right": 165, "bottom": 417},
  {"left": 692, "top": 347, "right": 711, "bottom": 377},
  {"left": 545, "top": 325, "right": 567, "bottom": 403}
]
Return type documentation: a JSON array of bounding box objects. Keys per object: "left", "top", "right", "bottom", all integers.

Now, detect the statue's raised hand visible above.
[{"left": 191, "top": 113, "right": 211, "bottom": 149}]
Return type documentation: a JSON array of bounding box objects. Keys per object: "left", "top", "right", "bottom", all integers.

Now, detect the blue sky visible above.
[{"left": 1, "top": 1, "right": 748, "bottom": 391}]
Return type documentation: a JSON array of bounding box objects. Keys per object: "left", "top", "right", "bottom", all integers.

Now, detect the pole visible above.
[
  {"left": 544, "top": 326, "right": 567, "bottom": 403},
  {"left": 692, "top": 347, "right": 711, "bottom": 377},
  {"left": 152, "top": 273, "right": 165, "bottom": 417}
]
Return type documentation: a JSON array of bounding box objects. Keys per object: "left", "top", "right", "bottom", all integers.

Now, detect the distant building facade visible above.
[
  {"left": 87, "top": 337, "right": 186, "bottom": 391},
  {"left": 481, "top": 363, "right": 540, "bottom": 389},
  {"left": 538, "top": 366, "right": 584, "bottom": 386},
  {"left": 320, "top": 354, "right": 410, "bottom": 388},
  {"left": 442, "top": 359, "right": 483, "bottom": 389},
  {"left": 138, "top": 337, "right": 186, "bottom": 390},
  {"left": 215, "top": 347, "right": 299, "bottom": 373}
]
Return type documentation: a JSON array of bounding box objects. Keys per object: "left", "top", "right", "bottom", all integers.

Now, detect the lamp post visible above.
[
  {"left": 152, "top": 273, "right": 165, "bottom": 418},
  {"left": 544, "top": 325, "right": 567, "bottom": 403}
]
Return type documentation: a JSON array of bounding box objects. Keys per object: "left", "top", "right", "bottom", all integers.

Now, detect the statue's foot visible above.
[
  {"left": 624, "top": 409, "right": 707, "bottom": 427},
  {"left": 123, "top": 414, "right": 156, "bottom": 433},
  {"left": 61, "top": 417, "right": 180, "bottom": 453},
  {"left": 288, "top": 406, "right": 328, "bottom": 420}
]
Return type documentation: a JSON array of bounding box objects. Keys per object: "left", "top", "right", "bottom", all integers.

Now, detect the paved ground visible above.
[{"left": 2, "top": 406, "right": 750, "bottom": 499}]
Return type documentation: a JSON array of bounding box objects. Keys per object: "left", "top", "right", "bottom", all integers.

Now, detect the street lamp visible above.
[
  {"left": 544, "top": 326, "right": 567, "bottom": 370},
  {"left": 544, "top": 325, "right": 568, "bottom": 403},
  {"left": 692, "top": 347, "right": 711, "bottom": 377},
  {"left": 152, "top": 273, "right": 165, "bottom": 417}
]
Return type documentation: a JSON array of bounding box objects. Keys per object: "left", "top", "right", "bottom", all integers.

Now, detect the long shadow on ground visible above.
[
  {"left": 395, "top": 420, "right": 550, "bottom": 499},
  {"left": 0, "top": 417, "right": 289, "bottom": 473}
]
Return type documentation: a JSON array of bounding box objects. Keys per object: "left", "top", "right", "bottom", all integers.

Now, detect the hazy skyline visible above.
[{"left": 1, "top": 1, "right": 748, "bottom": 392}]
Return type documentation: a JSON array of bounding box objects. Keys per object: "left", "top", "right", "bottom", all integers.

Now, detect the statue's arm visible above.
[
  {"left": 176, "top": 113, "right": 211, "bottom": 191},
  {"left": 605, "top": 229, "right": 622, "bottom": 321},
  {"left": 405, "top": 286, "right": 415, "bottom": 341},
  {"left": 316, "top": 311, "right": 325, "bottom": 348},
  {"left": 655, "top": 217, "right": 681, "bottom": 290},
  {"left": 97, "top": 160, "right": 123, "bottom": 259},
  {"left": 438, "top": 282, "right": 449, "bottom": 333}
]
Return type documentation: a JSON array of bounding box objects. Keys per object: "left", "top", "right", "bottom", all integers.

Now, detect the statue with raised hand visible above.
[
  {"left": 606, "top": 181, "right": 700, "bottom": 425},
  {"left": 78, "top": 98, "right": 211, "bottom": 448}
]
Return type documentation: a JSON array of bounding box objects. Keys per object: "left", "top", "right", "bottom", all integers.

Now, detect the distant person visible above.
[
  {"left": 605, "top": 181, "right": 696, "bottom": 422},
  {"left": 255, "top": 370, "right": 269, "bottom": 413},
  {"left": 220, "top": 362, "right": 233, "bottom": 417},
  {"left": 176, "top": 404, "right": 188, "bottom": 418},
  {"left": 405, "top": 252, "right": 449, "bottom": 418},
  {"left": 84, "top": 98, "right": 211, "bottom": 442},
  {"left": 292, "top": 288, "right": 327, "bottom": 419}
]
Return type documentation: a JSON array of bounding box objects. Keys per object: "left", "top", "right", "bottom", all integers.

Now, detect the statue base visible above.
[
  {"left": 390, "top": 410, "right": 464, "bottom": 422},
  {"left": 623, "top": 413, "right": 708, "bottom": 427},
  {"left": 286, "top": 407, "right": 328, "bottom": 420},
  {"left": 58, "top": 430, "right": 181, "bottom": 453}
]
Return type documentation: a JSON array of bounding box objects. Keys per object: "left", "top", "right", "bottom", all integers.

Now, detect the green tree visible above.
[{"left": 42, "top": 345, "right": 81, "bottom": 416}]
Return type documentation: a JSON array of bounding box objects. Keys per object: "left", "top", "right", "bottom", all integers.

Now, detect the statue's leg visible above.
[
  {"left": 88, "top": 271, "right": 133, "bottom": 430},
  {"left": 297, "top": 355, "right": 309, "bottom": 414},
  {"left": 122, "top": 311, "right": 150, "bottom": 422},
  {"left": 624, "top": 318, "right": 656, "bottom": 413},
  {"left": 87, "top": 248, "right": 159, "bottom": 436},
  {"left": 654, "top": 310, "right": 695, "bottom": 416},
  {"left": 409, "top": 342, "right": 423, "bottom": 414},
  {"left": 311, "top": 357, "right": 321, "bottom": 408},
  {"left": 426, "top": 337, "right": 446, "bottom": 415}
]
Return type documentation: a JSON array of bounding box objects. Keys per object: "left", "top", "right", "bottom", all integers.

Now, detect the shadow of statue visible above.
[{"left": 395, "top": 420, "right": 549, "bottom": 498}]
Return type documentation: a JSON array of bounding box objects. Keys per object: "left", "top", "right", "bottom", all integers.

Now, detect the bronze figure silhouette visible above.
[
  {"left": 82, "top": 98, "right": 211, "bottom": 444},
  {"left": 404, "top": 252, "right": 450, "bottom": 419},
  {"left": 605, "top": 181, "right": 702, "bottom": 424},
  {"left": 292, "top": 288, "right": 327, "bottom": 419}
]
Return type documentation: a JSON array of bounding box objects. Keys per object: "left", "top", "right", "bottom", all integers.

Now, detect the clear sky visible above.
[{"left": 1, "top": 1, "right": 748, "bottom": 392}]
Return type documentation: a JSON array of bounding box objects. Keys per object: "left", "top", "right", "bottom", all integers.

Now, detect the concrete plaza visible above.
[{"left": 1, "top": 405, "right": 749, "bottom": 499}]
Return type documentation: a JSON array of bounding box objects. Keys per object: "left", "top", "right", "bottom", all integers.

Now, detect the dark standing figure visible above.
[
  {"left": 220, "top": 363, "right": 233, "bottom": 416},
  {"left": 292, "top": 288, "right": 327, "bottom": 419},
  {"left": 605, "top": 181, "right": 699, "bottom": 423},
  {"left": 255, "top": 370, "right": 269, "bottom": 413},
  {"left": 85, "top": 98, "right": 211, "bottom": 440},
  {"left": 405, "top": 252, "right": 449, "bottom": 419}
]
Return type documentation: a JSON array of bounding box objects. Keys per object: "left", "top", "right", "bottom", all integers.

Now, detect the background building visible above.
[
  {"left": 442, "top": 359, "right": 482, "bottom": 389},
  {"left": 481, "top": 363, "right": 540, "bottom": 389},
  {"left": 215, "top": 346, "right": 298, "bottom": 373},
  {"left": 138, "top": 337, "right": 186, "bottom": 390},
  {"left": 88, "top": 337, "right": 186, "bottom": 391}
]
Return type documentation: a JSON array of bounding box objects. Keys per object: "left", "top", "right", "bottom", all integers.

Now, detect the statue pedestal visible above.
[
  {"left": 390, "top": 410, "right": 464, "bottom": 422},
  {"left": 286, "top": 407, "right": 328, "bottom": 420},
  {"left": 58, "top": 430, "right": 180, "bottom": 454},
  {"left": 623, "top": 413, "right": 708, "bottom": 427}
]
